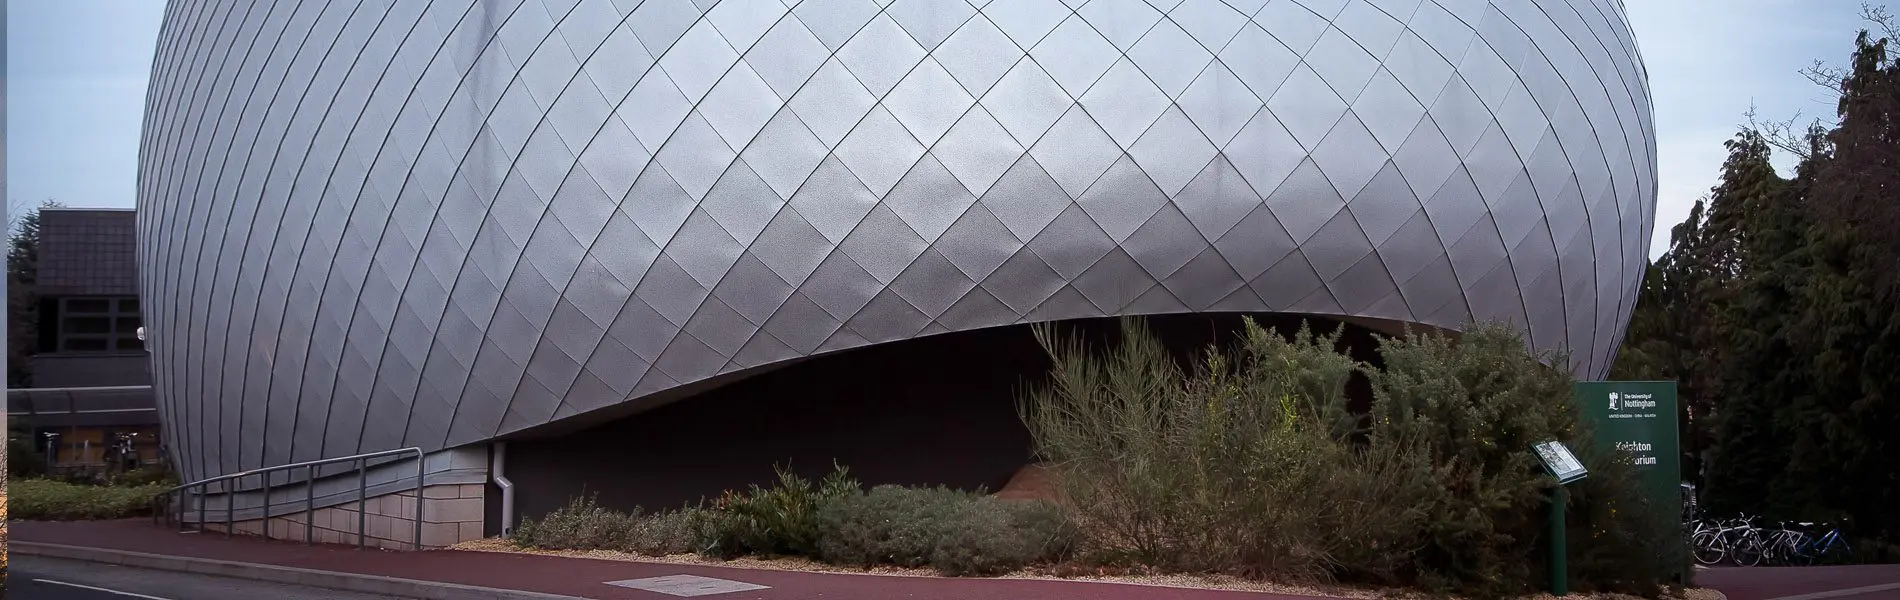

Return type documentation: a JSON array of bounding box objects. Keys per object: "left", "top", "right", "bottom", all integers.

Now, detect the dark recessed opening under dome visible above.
[{"left": 498, "top": 313, "right": 1393, "bottom": 522}]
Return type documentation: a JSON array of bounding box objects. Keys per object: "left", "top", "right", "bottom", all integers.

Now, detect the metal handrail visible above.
[{"left": 152, "top": 447, "right": 426, "bottom": 550}]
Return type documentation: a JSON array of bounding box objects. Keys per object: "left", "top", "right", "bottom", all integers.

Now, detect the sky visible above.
[{"left": 2, "top": 0, "right": 1883, "bottom": 258}]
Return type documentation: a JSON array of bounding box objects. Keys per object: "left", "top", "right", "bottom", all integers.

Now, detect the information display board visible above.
[
  {"left": 1575, "top": 381, "right": 1681, "bottom": 531},
  {"left": 1533, "top": 440, "right": 1589, "bottom": 484}
]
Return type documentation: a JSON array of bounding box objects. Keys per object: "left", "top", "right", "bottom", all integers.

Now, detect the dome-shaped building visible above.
[{"left": 139, "top": 0, "right": 1654, "bottom": 546}]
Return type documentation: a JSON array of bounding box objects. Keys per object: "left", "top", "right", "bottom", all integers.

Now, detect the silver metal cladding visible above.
[{"left": 138, "top": 0, "right": 1657, "bottom": 482}]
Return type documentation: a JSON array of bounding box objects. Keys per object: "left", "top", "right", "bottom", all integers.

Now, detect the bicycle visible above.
[
  {"left": 1761, "top": 521, "right": 1810, "bottom": 566},
  {"left": 1797, "top": 522, "right": 1853, "bottom": 565},
  {"left": 1691, "top": 522, "right": 1728, "bottom": 565},
  {"left": 1729, "top": 516, "right": 1767, "bottom": 566},
  {"left": 1690, "top": 516, "right": 1765, "bottom": 566}
]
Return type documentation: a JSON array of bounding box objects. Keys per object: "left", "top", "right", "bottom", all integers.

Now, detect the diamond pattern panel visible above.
[{"left": 140, "top": 0, "right": 1658, "bottom": 482}]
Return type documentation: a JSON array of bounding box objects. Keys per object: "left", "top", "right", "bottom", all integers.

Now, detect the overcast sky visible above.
[{"left": 3, "top": 0, "right": 1882, "bottom": 258}]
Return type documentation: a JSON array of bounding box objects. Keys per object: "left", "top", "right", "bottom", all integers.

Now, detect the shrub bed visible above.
[
  {"left": 514, "top": 469, "right": 1075, "bottom": 576},
  {"left": 693, "top": 464, "right": 859, "bottom": 558},
  {"left": 1022, "top": 318, "right": 1682, "bottom": 598},
  {"left": 11, "top": 479, "right": 170, "bottom": 521},
  {"left": 816, "top": 484, "right": 1075, "bottom": 575},
  {"left": 508, "top": 317, "right": 1680, "bottom": 598},
  {"left": 510, "top": 495, "right": 698, "bottom": 556}
]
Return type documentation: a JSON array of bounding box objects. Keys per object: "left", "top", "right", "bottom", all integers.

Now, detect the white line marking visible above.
[
  {"left": 1765, "top": 582, "right": 1900, "bottom": 600},
  {"left": 31, "top": 578, "right": 176, "bottom": 600}
]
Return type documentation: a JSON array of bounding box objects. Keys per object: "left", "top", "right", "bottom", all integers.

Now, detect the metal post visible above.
[
  {"left": 1549, "top": 485, "right": 1569, "bottom": 596},
  {"left": 413, "top": 452, "right": 426, "bottom": 550},
  {"left": 305, "top": 465, "right": 316, "bottom": 545},
  {"left": 357, "top": 458, "right": 368, "bottom": 549},
  {"left": 225, "top": 477, "right": 235, "bottom": 537},
  {"left": 261, "top": 472, "right": 272, "bottom": 541}
]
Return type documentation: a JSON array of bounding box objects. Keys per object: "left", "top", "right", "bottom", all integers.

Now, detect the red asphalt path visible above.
[
  {"left": 1695, "top": 564, "right": 1900, "bottom": 600},
  {"left": 14, "top": 520, "right": 1331, "bottom": 600}
]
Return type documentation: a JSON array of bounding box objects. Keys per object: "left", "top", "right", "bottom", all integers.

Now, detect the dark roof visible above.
[{"left": 38, "top": 208, "right": 139, "bottom": 296}]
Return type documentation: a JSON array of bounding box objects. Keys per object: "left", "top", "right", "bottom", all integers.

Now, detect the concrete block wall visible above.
[{"left": 199, "top": 483, "right": 486, "bottom": 550}]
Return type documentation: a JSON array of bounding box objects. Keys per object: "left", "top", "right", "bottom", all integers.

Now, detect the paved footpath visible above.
[
  {"left": 1695, "top": 564, "right": 1900, "bottom": 600},
  {"left": 13, "top": 555, "right": 405, "bottom": 600},
  {"left": 13, "top": 520, "right": 1325, "bottom": 600}
]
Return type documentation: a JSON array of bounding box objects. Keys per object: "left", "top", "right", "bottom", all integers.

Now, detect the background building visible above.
[
  {"left": 7, "top": 207, "right": 161, "bottom": 472},
  {"left": 138, "top": 0, "right": 1656, "bottom": 546}
]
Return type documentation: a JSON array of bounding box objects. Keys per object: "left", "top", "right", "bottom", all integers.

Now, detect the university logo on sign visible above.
[{"left": 1609, "top": 392, "right": 1620, "bottom": 411}]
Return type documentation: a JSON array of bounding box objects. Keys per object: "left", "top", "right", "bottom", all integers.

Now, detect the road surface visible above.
[{"left": 9, "top": 555, "right": 409, "bottom": 600}]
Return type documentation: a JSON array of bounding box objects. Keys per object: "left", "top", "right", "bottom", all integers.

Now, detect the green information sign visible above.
[{"left": 1575, "top": 381, "right": 1682, "bottom": 545}]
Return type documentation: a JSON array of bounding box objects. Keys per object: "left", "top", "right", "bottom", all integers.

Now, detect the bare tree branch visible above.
[
  {"left": 1863, "top": 2, "right": 1900, "bottom": 42},
  {"left": 1803, "top": 59, "right": 1849, "bottom": 91},
  {"left": 1744, "top": 105, "right": 1823, "bottom": 159}
]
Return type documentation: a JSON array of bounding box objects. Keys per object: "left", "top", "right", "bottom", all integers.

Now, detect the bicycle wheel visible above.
[
  {"left": 1761, "top": 534, "right": 1787, "bottom": 566},
  {"left": 1692, "top": 531, "right": 1727, "bottom": 565},
  {"left": 1732, "top": 533, "right": 1766, "bottom": 567},
  {"left": 1821, "top": 536, "right": 1854, "bottom": 565}
]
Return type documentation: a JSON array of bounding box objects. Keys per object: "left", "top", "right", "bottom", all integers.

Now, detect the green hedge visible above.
[{"left": 11, "top": 479, "right": 169, "bottom": 521}]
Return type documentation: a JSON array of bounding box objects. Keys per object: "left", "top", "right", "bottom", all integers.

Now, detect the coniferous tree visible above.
[
  {"left": 1682, "top": 26, "right": 1900, "bottom": 544},
  {"left": 6, "top": 200, "right": 59, "bottom": 387},
  {"left": 1783, "top": 31, "right": 1900, "bottom": 540},
  {"left": 1613, "top": 201, "right": 1720, "bottom": 484},
  {"left": 1692, "top": 131, "right": 1794, "bottom": 516}
]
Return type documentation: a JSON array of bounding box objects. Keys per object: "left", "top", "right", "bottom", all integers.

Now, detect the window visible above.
[
  {"left": 66, "top": 298, "right": 110, "bottom": 313},
  {"left": 56, "top": 296, "right": 143, "bottom": 352}
]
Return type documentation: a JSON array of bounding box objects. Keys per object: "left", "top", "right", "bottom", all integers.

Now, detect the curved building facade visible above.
[{"left": 140, "top": 0, "right": 1656, "bottom": 483}]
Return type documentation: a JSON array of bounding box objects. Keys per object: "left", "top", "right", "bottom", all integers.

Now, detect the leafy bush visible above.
[
  {"left": 815, "top": 484, "right": 1075, "bottom": 575},
  {"left": 628, "top": 508, "right": 700, "bottom": 556},
  {"left": 817, "top": 485, "right": 973, "bottom": 567},
  {"left": 510, "top": 495, "right": 701, "bottom": 556},
  {"left": 511, "top": 494, "right": 640, "bottom": 551},
  {"left": 1022, "top": 318, "right": 1432, "bottom": 581},
  {"left": 7, "top": 425, "right": 44, "bottom": 480},
  {"left": 1021, "top": 317, "right": 1676, "bottom": 598},
  {"left": 10, "top": 479, "right": 169, "bottom": 520},
  {"left": 693, "top": 463, "right": 859, "bottom": 558},
  {"left": 110, "top": 466, "right": 179, "bottom": 488},
  {"left": 1369, "top": 324, "right": 1680, "bottom": 597},
  {"left": 930, "top": 498, "right": 1076, "bottom": 576}
]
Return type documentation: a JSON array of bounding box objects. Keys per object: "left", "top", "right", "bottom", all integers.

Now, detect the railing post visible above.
[
  {"left": 154, "top": 448, "right": 427, "bottom": 548},
  {"left": 357, "top": 457, "right": 368, "bottom": 550},
  {"left": 305, "top": 465, "right": 316, "bottom": 545},
  {"left": 413, "top": 450, "right": 425, "bottom": 551},
  {"left": 225, "top": 476, "right": 235, "bottom": 537},
  {"left": 261, "top": 472, "right": 272, "bottom": 541}
]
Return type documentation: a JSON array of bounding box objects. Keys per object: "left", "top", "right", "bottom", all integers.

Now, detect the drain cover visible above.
[{"left": 604, "top": 574, "right": 771, "bottom": 597}]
